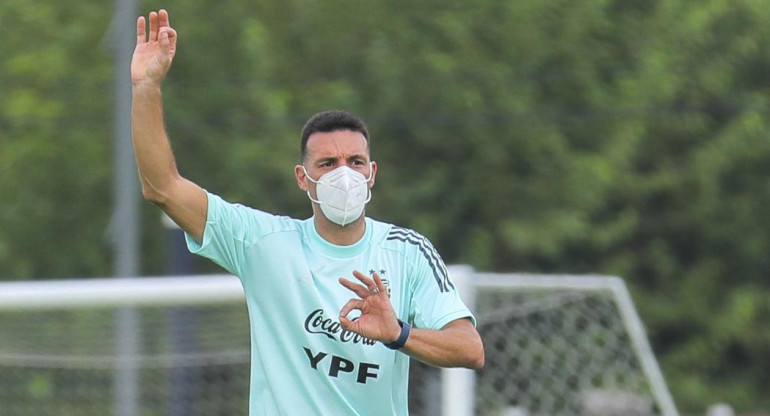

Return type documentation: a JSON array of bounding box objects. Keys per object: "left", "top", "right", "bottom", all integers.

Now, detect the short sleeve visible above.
[
  {"left": 184, "top": 191, "right": 284, "bottom": 278},
  {"left": 406, "top": 235, "right": 476, "bottom": 330}
]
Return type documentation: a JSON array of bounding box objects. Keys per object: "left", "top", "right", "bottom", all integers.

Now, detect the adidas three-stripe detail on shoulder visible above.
[{"left": 386, "top": 226, "right": 454, "bottom": 293}]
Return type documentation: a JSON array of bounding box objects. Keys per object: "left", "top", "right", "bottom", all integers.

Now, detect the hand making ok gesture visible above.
[
  {"left": 339, "top": 270, "right": 403, "bottom": 344},
  {"left": 131, "top": 9, "right": 178, "bottom": 85}
]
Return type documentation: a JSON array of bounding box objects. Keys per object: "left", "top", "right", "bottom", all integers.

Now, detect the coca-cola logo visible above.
[{"left": 304, "top": 309, "right": 377, "bottom": 346}]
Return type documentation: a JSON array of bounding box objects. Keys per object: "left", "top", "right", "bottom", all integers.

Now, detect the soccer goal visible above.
[
  {"left": 0, "top": 268, "right": 678, "bottom": 416},
  {"left": 429, "top": 267, "right": 679, "bottom": 416}
]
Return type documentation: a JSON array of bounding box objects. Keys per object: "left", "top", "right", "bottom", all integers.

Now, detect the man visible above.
[{"left": 131, "top": 9, "right": 484, "bottom": 415}]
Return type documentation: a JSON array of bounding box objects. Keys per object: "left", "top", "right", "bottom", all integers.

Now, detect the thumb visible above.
[{"left": 339, "top": 315, "right": 354, "bottom": 330}]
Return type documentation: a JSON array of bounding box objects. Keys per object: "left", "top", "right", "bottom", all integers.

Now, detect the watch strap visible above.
[{"left": 384, "top": 319, "right": 411, "bottom": 350}]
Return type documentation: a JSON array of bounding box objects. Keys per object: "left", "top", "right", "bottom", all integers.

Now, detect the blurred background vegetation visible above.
[{"left": 1, "top": 0, "right": 769, "bottom": 413}]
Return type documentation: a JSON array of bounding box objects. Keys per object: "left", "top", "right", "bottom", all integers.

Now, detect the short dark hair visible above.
[{"left": 300, "top": 110, "right": 370, "bottom": 162}]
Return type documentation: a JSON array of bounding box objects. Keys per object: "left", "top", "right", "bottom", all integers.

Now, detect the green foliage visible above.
[
  {"left": 2, "top": 0, "right": 770, "bottom": 411},
  {"left": 0, "top": 0, "right": 114, "bottom": 278}
]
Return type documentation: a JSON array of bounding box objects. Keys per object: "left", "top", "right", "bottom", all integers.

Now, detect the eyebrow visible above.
[{"left": 314, "top": 154, "right": 368, "bottom": 165}]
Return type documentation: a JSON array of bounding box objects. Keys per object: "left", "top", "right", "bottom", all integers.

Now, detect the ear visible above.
[{"left": 295, "top": 165, "right": 309, "bottom": 191}]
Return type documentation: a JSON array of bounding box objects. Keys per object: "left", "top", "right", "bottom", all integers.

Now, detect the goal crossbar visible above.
[{"left": 0, "top": 275, "right": 243, "bottom": 311}]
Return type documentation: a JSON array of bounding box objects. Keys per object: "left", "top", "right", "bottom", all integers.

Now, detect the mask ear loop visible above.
[
  {"left": 302, "top": 166, "right": 324, "bottom": 205},
  {"left": 362, "top": 161, "right": 374, "bottom": 204}
]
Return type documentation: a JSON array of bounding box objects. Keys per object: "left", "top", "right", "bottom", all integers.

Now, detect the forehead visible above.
[{"left": 305, "top": 130, "right": 369, "bottom": 159}]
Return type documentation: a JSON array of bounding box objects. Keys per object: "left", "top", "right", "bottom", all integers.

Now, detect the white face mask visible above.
[{"left": 303, "top": 164, "right": 373, "bottom": 226}]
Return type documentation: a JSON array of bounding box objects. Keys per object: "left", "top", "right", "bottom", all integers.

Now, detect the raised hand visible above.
[
  {"left": 131, "top": 9, "right": 177, "bottom": 85},
  {"left": 338, "top": 271, "right": 402, "bottom": 344}
]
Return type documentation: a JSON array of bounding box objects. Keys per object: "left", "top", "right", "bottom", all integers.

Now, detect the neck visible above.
[{"left": 313, "top": 213, "right": 366, "bottom": 246}]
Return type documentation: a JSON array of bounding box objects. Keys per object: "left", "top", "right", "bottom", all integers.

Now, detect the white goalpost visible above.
[{"left": 0, "top": 267, "right": 678, "bottom": 416}]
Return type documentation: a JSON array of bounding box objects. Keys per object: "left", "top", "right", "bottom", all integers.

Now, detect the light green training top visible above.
[{"left": 186, "top": 192, "right": 475, "bottom": 416}]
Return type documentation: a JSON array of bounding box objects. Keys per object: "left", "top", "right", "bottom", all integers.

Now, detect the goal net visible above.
[
  {"left": 0, "top": 269, "right": 677, "bottom": 416},
  {"left": 0, "top": 276, "right": 250, "bottom": 416},
  {"left": 434, "top": 270, "right": 679, "bottom": 416}
]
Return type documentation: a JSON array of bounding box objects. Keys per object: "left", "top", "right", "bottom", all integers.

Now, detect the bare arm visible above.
[
  {"left": 131, "top": 10, "right": 207, "bottom": 242},
  {"left": 339, "top": 271, "right": 485, "bottom": 369},
  {"left": 400, "top": 318, "right": 484, "bottom": 369}
]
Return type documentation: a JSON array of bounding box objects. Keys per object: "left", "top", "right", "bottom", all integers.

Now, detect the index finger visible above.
[
  {"left": 351, "top": 270, "right": 376, "bottom": 289},
  {"left": 339, "top": 277, "right": 369, "bottom": 299}
]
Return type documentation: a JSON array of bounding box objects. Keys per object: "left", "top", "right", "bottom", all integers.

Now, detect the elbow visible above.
[
  {"left": 472, "top": 351, "right": 485, "bottom": 370},
  {"left": 469, "top": 341, "right": 485, "bottom": 370},
  {"left": 141, "top": 185, "right": 167, "bottom": 206},
  {"left": 141, "top": 186, "right": 157, "bottom": 203},
  {"left": 140, "top": 177, "right": 173, "bottom": 206},
  {"left": 458, "top": 333, "right": 485, "bottom": 370}
]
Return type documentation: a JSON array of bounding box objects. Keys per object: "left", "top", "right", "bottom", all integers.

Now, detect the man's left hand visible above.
[{"left": 338, "top": 270, "right": 402, "bottom": 344}]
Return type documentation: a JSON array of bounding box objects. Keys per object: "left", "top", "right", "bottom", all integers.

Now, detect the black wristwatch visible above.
[{"left": 383, "top": 319, "right": 411, "bottom": 350}]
